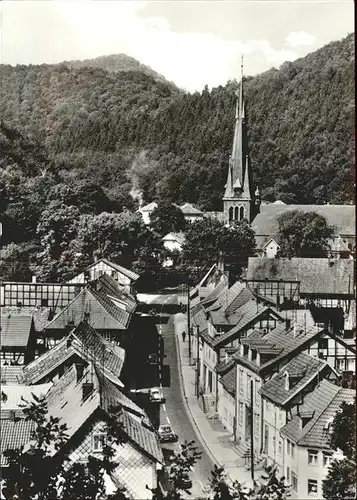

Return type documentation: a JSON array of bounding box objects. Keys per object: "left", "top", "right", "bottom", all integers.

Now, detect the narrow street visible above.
[{"left": 147, "top": 292, "right": 215, "bottom": 498}]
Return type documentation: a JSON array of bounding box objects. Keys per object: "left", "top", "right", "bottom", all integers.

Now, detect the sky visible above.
[{"left": 0, "top": 0, "right": 354, "bottom": 92}]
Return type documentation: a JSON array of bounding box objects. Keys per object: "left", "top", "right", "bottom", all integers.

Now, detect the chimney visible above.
[
  {"left": 284, "top": 372, "right": 290, "bottom": 391},
  {"left": 82, "top": 382, "right": 94, "bottom": 401},
  {"left": 286, "top": 318, "right": 291, "bottom": 331},
  {"left": 293, "top": 324, "right": 297, "bottom": 338},
  {"left": 32, "top": 276, "right": 37, "bottom": 284},
  {"left": 9, "top": 410, "right": 16, "bottom": 421}
]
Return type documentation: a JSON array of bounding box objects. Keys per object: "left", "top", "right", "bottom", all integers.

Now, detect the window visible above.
[
  {"left": 234, "top": 207, "right": 239, "bottom": 220},
  {"left": 239, "top": 402, "right": 244, "bottom": 426},
  {"left": 255, "top": 380, "right": 260, "bottom": 406},
  {"left": 286, "top": 466, "right": 290, "bottom": 481},
  {"left": 239, "top": 370, "right": 244, "bottom": 394},
  {"left": 247, "top": 375, "right": 251, "bottom": 399},
  {"left": 229, "top": 207, "right": 234, "bottom": 222},
  {"left": 308, "top": 449, "right": 318, "bottom": 465},
  {"left": 287, "top": 440, "right": 291, "bottom": 455},
  {"left": 208, "top": 370, "right": 213, "bottom": 393},
  {"left": 308, "top": 479, "right": 318, "bottom": 496},
  {"left": 272, "top": 436, "right": 276, "bottom": 454},
  {"left": 239, "top": 206, "right": 244, "bottom": 220},
  {"left": 291, "top": 472, "right": 298, "bottom": 492},
  {"left": 255, "top": 414, "right": 259, "bottom": 437},
  {"left": 323, "top": 452, "right": 333, "bottom": 467},
  {"left": 93, "top": 433, "right": 106, "bottom": 452},
  {"left": 278, "top": 440, "right": 282, "bottom": 455},
  {"left": 318, "top": 339, "right": 328, "bottom": 350},
  {"left": 291, "top": 442, "right": 295, "bottom": 458}
]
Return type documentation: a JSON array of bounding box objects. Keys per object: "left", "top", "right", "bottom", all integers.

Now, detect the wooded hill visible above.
[{"left": 0, "top": 33, "right": 354, "bottom": 218}]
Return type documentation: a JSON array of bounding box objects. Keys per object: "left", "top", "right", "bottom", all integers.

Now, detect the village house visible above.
[
  {"left": 258, "top": 352, "right": 338, "bottom": 476},
  {"left": 138, "top": 201, "right": 158, "bottom": 225},
  {"left": 66, "top": 257, "right": 140, "bottom": 295},
  {"left": 251, "top": 203, "right": 355, "bottom": 256},
  {"left": 280, "top": 379, "right": 355, "bottom": 499},
  {"left": 189, "top": 264, "right": 227, "bottom": 307},
  {"left": 21, "top": 321, "right": 126, "bottom": 389},
  {"left": 1, "top": 364, "right": 164, "bottom": 499},
  {"left": 179, "top": 202, "right": 204, "bottom": 223},
  {"left": 0, "top": 315, "right": 37, "bottom": 366},
  {"left": 46, "top": 364, "right": 164, "bottom": 499},
  {"left": 192, "top": 278, "right": 285, "bottom": 415},
  {"left": 230, "top": 318, "right": 355, "bottom": 464},
  {"left": 44, "top": 274, "right": 137, "bottom": 346},
  {"left": 246, "top": 257, "right": 354, "bottom": 314},
  {"left": 162, "top": 232, "right": 186, "bottom": 252}
]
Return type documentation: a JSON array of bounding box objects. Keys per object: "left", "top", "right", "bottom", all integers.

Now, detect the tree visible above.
[
  {"left": 323, "top": 399, "right": 356, "bottom": 499},
  {"left": 181, "top": 218, "right": 255, "bottom": 282},
  {"left": 3, "top": 395, "right": 129, "bottom": 500},
  {"left": 0, "top": 242, "right": 34, "bottom": 281},
  {"left": 0, "top": 179, "right": 9, "bottom": 213},
  {"left": 46, "top": 180, "right": 112, "bottom": 214},
  {"left": 209, "top": 464, "right": 291, "bottom": 500},
  {"left": 276, "top": 210, "right": 335, "bottom": 258},
  {"left": 150, "top": 202, "right": 186, "bottom": 236}
]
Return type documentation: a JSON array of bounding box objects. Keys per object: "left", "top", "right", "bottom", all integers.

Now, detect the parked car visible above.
[
  {"left": 158, "top": 424, "right": 178, "bottom": 443},
  {"left": 149, "top": 387, "right": 165, "bottom": 403}
]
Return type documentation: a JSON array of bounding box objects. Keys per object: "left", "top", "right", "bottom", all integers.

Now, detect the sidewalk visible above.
[{"left": 173, "top": 314, "right": 256, "bottom": 489}]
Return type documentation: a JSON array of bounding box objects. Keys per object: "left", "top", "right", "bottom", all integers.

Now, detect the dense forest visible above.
[{"left": 0, "top": 33, "right": 354, "bottom": 282}]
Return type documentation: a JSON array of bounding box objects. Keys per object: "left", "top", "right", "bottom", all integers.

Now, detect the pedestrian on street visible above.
[{"left": 182, "top": 330, "right": 186, "bottom": 342}]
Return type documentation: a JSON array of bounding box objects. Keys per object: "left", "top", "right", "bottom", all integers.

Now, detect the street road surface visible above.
[{"left": 153, "top": 293, "right": 214, "bottom": 498}]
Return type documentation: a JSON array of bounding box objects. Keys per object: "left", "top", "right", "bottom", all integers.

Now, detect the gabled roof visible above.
[
  {"left": 45, "top": 278, "right": 136, "bottom": 331},
  {"left": 201, "top": 278, "right": 229, "bottom": 306},
  {"left": 219, "top": 364, "right": 237, "bottom": 396},
  {"left": 280, "top": 379, "right": 355, "bottom": 449},
  {"left": 0, "top": 365, "right": 23, "bottom": 384},
  {"left": 0, "top": 315, "right": 33, "bottom": 348},
  {"left": 21, "top": 322, "right": 125, "bottom": 386},
  {"left": 252, "top": 204, "right": 355, "bottom": 243},
  {"left": 233, "top": 321, "right": 325, "bottom": 375},
  {"left": 162, "top": 232, "right": 186, "bottom": 245},
  {"left": 1, "top": 419, "right": 35, "bottom": 467},
  {"left": 139, "top": 202, "right": 158, "bottom": 212},
  {"left": 262, "top": 238, "right": 280, "bottom": 250},
  {"left": 78, "top": 258, "right": 140, "bottom": 282},
  {"left": 1, "top": 307, "right": 51, "bottom": 333},
  {"left": 180, "top": 203, "right": 203, "bottom": 215},
  {"left": 213, "top": 301, "right": 284, "bottom": 348},
  {"left": 46, "top": 365, "right": 163, "bottom": 463},
  {"left": 259, "top": 353, "right": 333, "bottom": 407},
  {"left": 246, "top": 257, "right": 354, "bottom": 296}
]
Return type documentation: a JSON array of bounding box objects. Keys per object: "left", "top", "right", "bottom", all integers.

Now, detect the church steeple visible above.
[{"left": 223, "top": 56, "right": 255, "bottom": 224}]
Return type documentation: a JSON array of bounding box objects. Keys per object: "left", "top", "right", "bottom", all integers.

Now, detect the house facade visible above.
[
  {"left": 280, "top": 379, "right": 355, "bottom": 499},
  {"left": 0, "top": 315, "right": 37, "bottom": 365}
]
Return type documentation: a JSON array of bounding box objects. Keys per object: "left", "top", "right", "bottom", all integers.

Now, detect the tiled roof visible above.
[
  {"left": 1, "top": 419, "right": 35, "bottom": 466},
  {"left": 280, "top": 379, "right": 355, "bottom": 448},
  {"left": 22, "top": 322, "right": 125, "bottom": 385},
  {"left": 259, "top": 353, "right": 332, "bottom": 407},
  {"left": 216, "top": 358, "right": 236, "bottom": 374},
  {"left": 191, "top": 307, "right": 208, "bottom": 333},
  {"left": 46, "top": 365, "right": 163, "bottom": 463},
  {"left": 99, "top": 259, "right": 140, "bottom": 282},
  {"left": 219, "top": 364, "right": 237, "bottom": 396},
  {"left": 0, "top": 315, "right": 33, "bottom": 347},
  {"left": 201, "top": 278, "right": 229, "bottom": 306},
  {"left": 162, "top": 232, "right": 186, "bottom": 245},
  {"left": 0, "top": 365, "right": 23, "bottom": 384},
  {"left": 1, "top": 383, "right": 52, "bottom": 409},
  {"left": 45, "top": 282, "right": 134, "bottom": 331},
  {"left": 96, "top": 274, "right": 137, "bottom": 313},
  {"left": 252, "top": 205, "right": 355, "bottom": 247},
  {"left": 246, "top": 257, "right": 354, "bottom": 296},
  {"left": 213, "top": 301, "right": 282, "bottom": 348},
  {"left": 180, "top": 203, "right": 203, "bottom": 215},
  {"left": 139, "top": 202, "right": 158, "bottom": 212},
  {"left": 1, "top": 307, "right": 51, "bottom": 332},
  {"left": 204, "top": 211, "right": 225, "bottom": 223},
  {"left": 233, "top": 321, "right": 324, "bottom": 375}
]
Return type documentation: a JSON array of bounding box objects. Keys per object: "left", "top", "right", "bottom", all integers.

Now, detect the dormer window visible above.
[{"left": 243, "top": 345, "right": 249, "bottom": 357}]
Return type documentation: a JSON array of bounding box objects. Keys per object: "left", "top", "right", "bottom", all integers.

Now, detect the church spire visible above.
[{"left": 223, "top": 55, "right": 248, "bottom": 199}]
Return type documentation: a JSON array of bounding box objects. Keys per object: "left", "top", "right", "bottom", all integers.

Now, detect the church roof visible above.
[{"left": 252, "top": 204, "right": 355, "bottom": 248}]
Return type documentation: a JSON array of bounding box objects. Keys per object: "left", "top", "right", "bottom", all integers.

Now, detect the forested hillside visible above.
[{"left": 0, "top": 34, "right": 354, "bottom": 222}]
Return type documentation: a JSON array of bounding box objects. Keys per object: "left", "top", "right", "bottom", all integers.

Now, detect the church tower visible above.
[{"left": 223, "top": 57, "right": 256, "bottom": 224}]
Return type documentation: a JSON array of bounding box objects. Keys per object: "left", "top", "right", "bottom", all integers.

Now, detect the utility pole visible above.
[
  {"left": 187, "top": 284, "right": 191, "bottom": 363},
  {"left": 250, "top": 379, "right": 255, "bottom": 481},
  {"left": 196, "top": 326, "right": 200, "bottom": 398}
]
